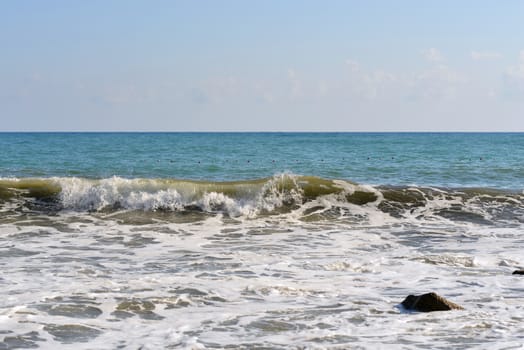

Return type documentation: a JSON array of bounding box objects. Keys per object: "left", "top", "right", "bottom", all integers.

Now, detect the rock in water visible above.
[
  {"left": 401, "top": 292, "right": 463, "bottom": 312},
  {"left": 512, "top": 270, "right": 524, "bottom": 275}
]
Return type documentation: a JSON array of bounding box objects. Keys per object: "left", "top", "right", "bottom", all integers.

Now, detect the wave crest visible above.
[{"left": 1, "top": 175, "right": 522, "bottom": 223}]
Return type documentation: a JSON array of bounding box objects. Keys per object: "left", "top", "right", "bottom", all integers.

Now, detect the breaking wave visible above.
[{"left": 1, "top": 174, "right": 523, "bottom": 223}]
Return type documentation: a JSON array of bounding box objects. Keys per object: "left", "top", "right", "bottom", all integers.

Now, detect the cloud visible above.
[
  {"left": 417, "top": 65, "right": 465, "bottom": 83},
  {"left": 342, "top": 60, "right": 397, "bottom": 100},
  {"left": 365, "top": 70, "right": 396, "bottom": 84},
  {"left": 422, "top": 48, "right": 444, "bottom": 63},
  {"left": 471, "top": 51, "right": 503, "bottom": 61},
  {"left": 360, "top": 70, "right": 396, "bottom": 99},
  {"left": 409, "top": 64, "right": 466, "bottom": 99}
]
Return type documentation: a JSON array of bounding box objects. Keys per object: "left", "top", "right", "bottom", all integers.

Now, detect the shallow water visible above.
[{"left": 2, "top": 197, "right": 524, "bottom": 349}]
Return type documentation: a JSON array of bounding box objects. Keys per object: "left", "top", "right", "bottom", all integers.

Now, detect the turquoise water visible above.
[{"left": 1, "top": 132, "right": 523, "bottom": 188}]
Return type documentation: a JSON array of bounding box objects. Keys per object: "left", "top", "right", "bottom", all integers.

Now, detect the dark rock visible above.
[
  {"left": 513, "top": 270, "right": 524, "bottom": 275},
  {"left": 401, "top": 292, "right": 463, "bottom": 312},
  {"left": 183, "top": 204, "right": 204, "bottom": 212}
]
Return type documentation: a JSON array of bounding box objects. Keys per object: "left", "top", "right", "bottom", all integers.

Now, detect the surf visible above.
[{"left": 0, "top": 174, "right": 522, "bottom": 225}]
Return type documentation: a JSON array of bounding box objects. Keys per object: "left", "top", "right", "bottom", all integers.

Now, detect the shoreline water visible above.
[{"left": 1, "top": 133, "right": 523, "bottom": 348}]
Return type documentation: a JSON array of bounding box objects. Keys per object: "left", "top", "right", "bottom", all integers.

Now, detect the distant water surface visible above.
[{"left": 1, "top": 132, "right": 523, "bottom": 188}]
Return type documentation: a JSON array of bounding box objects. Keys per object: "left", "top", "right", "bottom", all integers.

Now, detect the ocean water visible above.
[{"left": 1, "top": 132, "right": 524, "bottom": 349}]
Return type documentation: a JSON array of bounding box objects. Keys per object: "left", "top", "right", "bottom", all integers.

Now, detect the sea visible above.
[{"left": 1, "top": 132, "right": 524, "bottom": 349}]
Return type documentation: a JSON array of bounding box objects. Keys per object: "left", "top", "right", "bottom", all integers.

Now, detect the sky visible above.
[{"left": 1, "top": 0, "right": 523, "bottom": 131}]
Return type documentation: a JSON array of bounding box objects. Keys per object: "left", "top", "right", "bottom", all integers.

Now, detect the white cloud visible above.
[
  {"left": 366, "top": 70, "right": 396, "bottom": 84},
  {"left": 422, "top": 48, "right": 444, "bottom": 63},
  {"left": 471, "top": 51, "right": 502, "bottom": 61},
  {"left": 342, "top": 60, "right": 398, "bottom": 100},
  {"left": 409, "top": 64, "right": 466, "bottom": 99},
  {"left": 417, "top": 64, "right": 465, "bottom": 84}
]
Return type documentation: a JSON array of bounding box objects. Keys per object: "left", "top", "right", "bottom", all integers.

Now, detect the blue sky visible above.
[{"left": 1, "top": 1, "right": 523, "bottom": 131}]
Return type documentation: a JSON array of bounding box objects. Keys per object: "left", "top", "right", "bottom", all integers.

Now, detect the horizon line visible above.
[{"left": 0, "top": 130, "right": 523, "bottom": 134}]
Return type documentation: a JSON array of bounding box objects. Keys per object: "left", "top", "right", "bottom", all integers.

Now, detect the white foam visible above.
[
  {"left": 2, "top": 208, "right": 524, "bottom": 349},
  {"left": 49, "top": 174, "right": 347, "bottom": 218}
]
